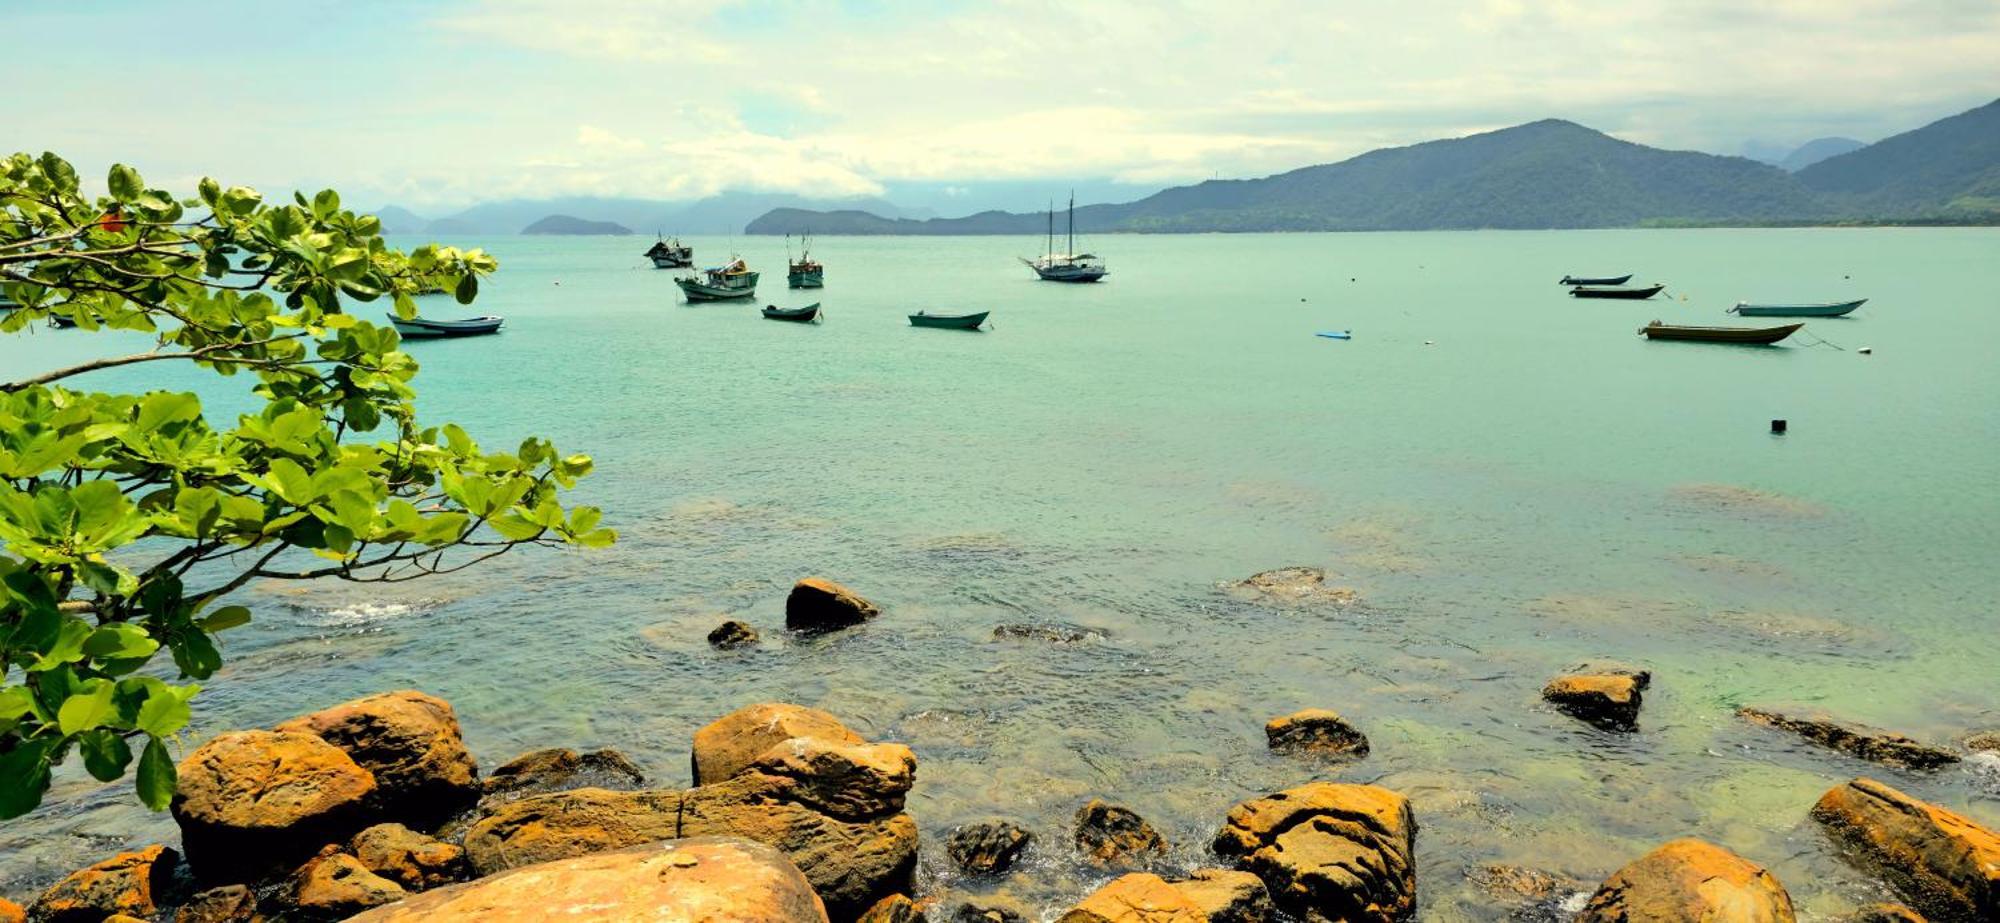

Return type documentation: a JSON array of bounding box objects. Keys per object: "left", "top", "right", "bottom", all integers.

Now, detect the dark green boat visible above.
[
  {"left": 908, "top": 310, "right": 988, "bottom": 330},
  {"left": 762, "top": 303, "right": 821, "bottom": 323}
]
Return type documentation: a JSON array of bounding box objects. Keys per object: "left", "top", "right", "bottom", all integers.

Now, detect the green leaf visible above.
[
  {"left": 82, "top": 623, "right": 160, "bottom": 660},
  {"left": 168, "top": 629, "right": 222, "bottom": 680},
  {"left": 0, "top": 738, "right": 54, "bottom": 819},
  {"left": 135, "top": 737, "right": 175, "bottom": 811},
  {"left": 197, "top": 606, "right": 251, "bottom": 632},
  {"left": 133, "top": 683, "right": 197, "bottom": 737},
  {"left": 453, "top": 272, "right": 478, "bottom": 305},
  {"left": 57, "top": 680, "right": 117, "bottom": 734},
  {"left": 28, "top": 617, "right": 92, "bottom": 671},
  {"left": 107, "top": 164, "right": 142, "bottom": 201},
  {"left": 79, "top": 730, "right": 134, "bottom": 782}
]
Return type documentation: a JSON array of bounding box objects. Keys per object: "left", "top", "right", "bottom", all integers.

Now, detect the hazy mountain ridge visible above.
[
  {"left": 374, "top": 192, "right": 917, "bottom": 237},
  {"left": 1796, "top": 98, "right": 2000, "bottom": 216},
  {"left": 522, "top": 214, "right": 633, "bottom": 235},
  {"left": 1779, "top": 137, "right": 1866, "bottom": 172}
]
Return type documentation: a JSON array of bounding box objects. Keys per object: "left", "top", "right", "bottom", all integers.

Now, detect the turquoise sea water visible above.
[{"left": 3, "top": 229, "right": 1997, "bottom": 918}]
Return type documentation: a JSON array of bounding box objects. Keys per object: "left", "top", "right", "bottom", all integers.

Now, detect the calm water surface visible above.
[{"left": 3, "top": 229, "right": 1997, "bottom": 919}]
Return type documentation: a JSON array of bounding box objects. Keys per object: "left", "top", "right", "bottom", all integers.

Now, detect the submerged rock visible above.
[
  {"left": 1846, "top": 904, "right": 1928, "bottom": 923},
  {"left": 1810, "top": 777, "right": 1999, "bottom": 921},
  {"left": 480, "top": 746, "right": 647, "bottom": 801},
  {"left": 1229, "top": 566, "right": 1359, "bottom": 606},
  {"left": 1465, "top": 864, "right": 1570, "bottom": 903},
  {"left": 1212, "top": 782, "right": 1416, "bottom": 922},
  {"left": 947, "top": 898, "right": 1028, "bottom": 922},
  {"left": 692, "top": 702, "right": 866, "bottom": 785},
  {"left": 1542, "top": 669, "right": 1651, "bottom": 731},
  {"left": 344, "top": 837, "right": 831, "bottom": 923},
  {"left": 947, "top": 819, "right": 1033, "bottom": 875},
  {"left": 1577, "top": 838, "right": 1794, "bottom": 923},
  {"left": 1739, "top": 707, "right": 1960, "bottom": 769},
  {"left": 28, "top": 844, "right": 179, "bottom": 923},
  {"left": 992, "top": 623, "right": 1098, "bottom": 644},
  {"left": 1963, "top": 731, "right": 2000, "bottom": 754},
  {"left": 1075, "top": 799, "right": 1168, "bottom": 868},
  {"left": 282, "top": 848, "right": 407, "bottom": 920},
  {"left": 1265, "top": 708, "right": 1370, "bottom": 757},
  {"left": 461, "top": 787, "right": 684, "bottom": 876},
  {"left": 1058, "top": 873, "right": 1205, "bottom": 922},
  {"left": 172, "top": 885, "right": 261, "bottom": 923},
  {"left": 274, "top": 690, "right": 481, "bottom": 827},
  {"left": 351, "top": 822, "right": 468, "bottom": 891},
  {"left": 171, "top": 729, "right": 379, "bottom": 881},
  {"left": 786, "top": 577, "right": 881, "bottom": 634},
  {"left": 709, "top": 619, "right": 761, "bottom": 648}
]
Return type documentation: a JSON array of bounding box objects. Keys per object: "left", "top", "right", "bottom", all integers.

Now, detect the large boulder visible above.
[
  {"left": 1076, "top": 799, "right": 1168, "bottom": 868},
  {"left": 282, "top": 848, "right": 407, "bottom": 921},
  {"left": 681, "top": 773, "right": 919, "bottom": 921},
  {"left": 1173, "top": 869, "right": 1273, "bottom": 922},
  {"left": 275, "top": 690, "right": 480, "bottom": 825},
  {"left": 1058, "top": 873, "right": 1205, "bottom": 922},
  {"left": 692, "top": 702, "right": 865, "bottom": 785},
  {"left": 947, "top": 819, "right": 1033, "bottom": 874},
  {"left": 480, "top": 746, "right": 646, "bottom": 801},
  {"left": 1810, "top": 777, "right": 1999, "bottom": 921},
  {"left": 351, "top": 822, "right": 469, "bottom": 891},
  {"left": 742, "top": 736, "right": 917, "bottom": 820},
  {"left": 1212, "top": 782, "right": 1416, "bottom": 923},
  {"left": 1576, "top": 838, "right": 1795, "bottom": 923},
  {"left": 461, "top": 787, "right": 683, "bottom": 876},
  {"left": 1266, "top": 708, "right": 1370, "bottom": 757},
  {"left": 345, "top": 837, "right": 831, "bottom": 923},
  {"left": 1740, "top": 707, "right": 1960, "bottom": 770},
  {"left": 172, "top": 885, "right": 261, "bottom": 923},
  {"left": 1543, "top": 669, "right": 1650, "bottom": 731},
  {"left": 786, "top": 577, "right": 881, "bottom": 634},
  {"left": 28, "top": 844, "right": 178, "bottom": 923},
  {"left": 171, "top": 730, "right": 378, "bottom": 880}
]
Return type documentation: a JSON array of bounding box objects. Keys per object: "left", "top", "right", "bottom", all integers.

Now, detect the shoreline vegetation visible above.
[{"left": 5, "top": 576, "right": 1996, "bottom": 922}]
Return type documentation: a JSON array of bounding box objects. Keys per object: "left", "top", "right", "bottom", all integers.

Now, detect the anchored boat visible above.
[
  {"left": 1560, "top": 273, "right": 1632, "bottom": 286},
  {"left": 1022, "top": 193, "right": 1107, "bottom": 282},
  {"left": 1639, "top": 321, "right": 1802, "bottom": 345},
  {"left": 389, "top": 314, "right": 505, "bottom": 338},
  {"left": 1571, "top": 284, "right": 1664, "bottom": 300},
  {"left": 1729, "top": 299, "right": 1866, "bottom": 318},
  {"left": 677, "top": 260, "right": 759, "bottom": 302},
  {"left": 787, "top": 234, "right": 824, "bottom": 289},
  {"left": 761, "top": 303, "right": 821, "bottom": 323},
  {"left": 645, "top": 236, "right": 693, "bottom": 269},
  {"left": 909, "top": 310, "right": 989, "bottom": 330}
]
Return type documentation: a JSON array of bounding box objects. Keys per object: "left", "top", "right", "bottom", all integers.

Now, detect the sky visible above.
[{"left": 4, "top": 0, "right": 1997, "bottom": 215}]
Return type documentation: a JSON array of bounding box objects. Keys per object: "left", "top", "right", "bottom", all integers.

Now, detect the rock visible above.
[
  {"left": 1963, "top": 731, "right": 2000, "bottom": 754},
  {"left": 351, "top": 822, "right": 468, "bottom": 890},
  {"left": 1229, "top": 567, "right": 1358, "bottom": 606},
  {"left": 1740, "top": 707, "right": 1960, "bottom": 770},
  {"left": 461, "top": 787, "right": 683, "bottom": 876},
  {"left": 480, "top": 746, "right": 646, "bottom": 800},
  {"left": 692, "top": 702, "right": 866, "bottom": 786},
  {"left": 1846, "top": 904, "right": 1927, "bottom": 923},
  {"left": 1543, "top": 669, "right": 1651, "bottom": 730},
  {"left": 710, "top": 619, "right": 760, "bottom": 648},
  {"left": 1058, "top": 873, "right": 1205, "bottom": 922},
  {"left": 743, "top": 736, "right": 917, "bottom": 820},
  {"left": 681, "top": 773, "right": 919, "bottom": 921},
  {"left": 1576, "top": 838, "right": 1795, "bottom": 923},
  {"left": 344, "top": 836, "right": 831, "bottom": 923},
  {"left": 173, "top": 885, "right": 261, "bottom": 923},
  {"left": 103, "top": 917, "right": 146, "bottom": 923},
  {"left": 1076, "top": 799, "right": 1168, "bottom": 868},
  {"left": 993, "top": 624, "right": 1097, "bottom": 643},
  {"left": 946, "top": 820, "right": 1032, "bottom": 874},
  {"left": 274, "top": 690, "right": 481, "bottom": 825},
  {"left": 1212, "top": 782, "right": 1416, "bottom": 923},
  {"left": 857, "top": 893, "right": 927, "bottom": 923},
  {"left": 283, "top": 848, "right": 408, "bottom": 920},
  {"left": 1172, "top": 868, "right": 1273, "bottom": 923},
  {"left": 0, "top": 898, "right": 20, "bottom": 923},
  {"left": 1465, "top": 864, "right": 1568, "bottom": 903},
  {"left": 171, "top": 730, "right": 378, "bottom": 880},
  {"left": 1265, "top": 708, "right": 1370, "bottom": 757},
  {"left": 786, "top": 577, "right": 881, "bottom": 634},
  {"left": 1810, "top": 777, "right": 2000, "bottom": 921},
  {"left": 28, "top": 844, "right": 178, "bottom": 923},
  {"left": 947, "top": 899, "right": 1026, "bottom": 922}
]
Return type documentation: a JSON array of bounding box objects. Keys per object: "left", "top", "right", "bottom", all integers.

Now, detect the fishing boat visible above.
[
  {"left": 1638, "top": 321, "right": 1802, "bottom": 345},
  {"left": 1560, "top": 273, "right": 1632, "bottom": 286},
  {"left": 644, "top": 236, "right": 694, "bottom": 269},
  {"left": 1728, "top": 298, "right": 1866, "bottom": 318},
  {"left": 389, "top": 314, "right": 504, "bottom": 338},
  {"left": 1021, "top": 194, "right": 1107, "bottom": 283},
  {"left": 676, "top": 259, "right": 759, "bottom": 302},
  {"left": 1570, "top": 283, "right": 1664, "bottom": 300},
  {"left": 786, "top": 234, "right": 824, "bottom": 289},
  {"left": 908, "top": 310, "right": 988, "bottom": 330},
  {"left": 761, "top": 303, "right": 821, "bottom": 323}
]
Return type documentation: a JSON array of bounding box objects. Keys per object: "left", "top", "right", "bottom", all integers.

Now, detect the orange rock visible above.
[
  {"left": 1265, "top": 708, "right": 1370, "bottom": 757},
  {"left": 27, "top": 844, "right": 177, "bottom": 923},
  {"left": 1576, "top": 838, "right": 1795, "bottom": 923},
  {"left": 1811, "top": 777, "right": 1999, "bottom": 920},
  {"left": 1740, "top": 707, "right": 1960, "bottom": 770},
  {"left": 283, "top": 849, "right": 407, "bottom": 920},
  {"left": 1213, "top": 782, "right": 1416, "bottom": 923},
  {"left": 0, "top": 898, "right": 22, "bottom": 923},
  {"left": 743, "top": 736, "right": 916, "bottom": 820},
  {"left": 785, "top": 577, "right": 881, "bottom": 634},
  {"left": 856, "top": 893, "right": 925, "bottom": 923},
  {"left": 461, "top": 787, "right": 683, "bottom": 876},
  {"left": 481, "top": 746, "right": 646, "bottom": 800},
  {"left": 1075, "top": 799, "right": 1168, "bottom": 868},
  {"left": 172, "top": 730, "right": 378, "bottom": 880},
  {"left": 173, "top": 884, "right": 262, "bottom": 923},
  {"left": 276, "top": 690, "right": 480, "bottom": 824},
  {"left": 351, "top": 822, "right": 468, "bottom": 891},
  {"left": 1171, "top": 869, "right": 1273, "bottom": 922},
  {"left": 691, "top": 702, "right": 864, "bottom": 785},
  {"left": 1543, "top": 670, "right": 1650, "bottom": 730},
  {"left": 344, "top": 837, "right": 830, "bottom": 923},
  {"left": 1058, "top": 873, "right": 1204, "bottom": 922},
  {"left": 681, "top": 773, "right": 918, "bottom": 921}
]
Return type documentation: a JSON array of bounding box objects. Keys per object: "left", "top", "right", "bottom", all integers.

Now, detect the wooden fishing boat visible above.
[
  {"left": 677, "top": 260, "right": 759, "bottom": 302},
  {"left": 389, "top": 314, "right": 504, "bottom": 338},
  {"left": 1570, "top": 283, "right": 1663, "bottom": 300},
  {"left": 1022, "top": 194, "right": 1107, "bottom": 282},
  {"left": 644, "top": 237, "right": 693, "bottom": 269},
  {"left": 908, "top": 310, "right": 988, "bottom": 330},
  {"left": 1729, "top": 298, "right": 1866, "bottom": 318},
  {"left": 761, "top": 303, "right": 821, "bottom": 323},
  {"left": 1560, "top": 273, "right": 1632, "bottom": 286},
  {"left": 1638, "top": 321, "right": 1802, "bottom": 344},
  {"left": 787, "top": 234, "right": 824, "bottom": 289}
]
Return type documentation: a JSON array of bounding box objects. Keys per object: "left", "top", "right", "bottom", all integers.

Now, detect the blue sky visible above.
[{"left": 4, "top": 0, "right": 1996, "bottom": 212}]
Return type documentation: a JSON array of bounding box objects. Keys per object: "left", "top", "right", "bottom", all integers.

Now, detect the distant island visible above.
[
  {"left": 522, "top": 214, "right": 635, "bottom": 235},
  {"left": 747, "top": 97, "right": 2000, "bottom": 234}
]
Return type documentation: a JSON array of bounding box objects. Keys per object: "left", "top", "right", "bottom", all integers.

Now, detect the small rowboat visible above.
[
  {"left": 762, "top": 303, "right": 821, "bottom": 323},
  {"left": 389, "top": 314, "right": 504, "bottom": 338},
  {"left": 1315, "top": 331, "right": 1352, "bottom": 340},
  {"left": 1729, "top": 299, "right": 1866, "bottom": 318},
  {"left": 1560, "top": 274, "right": 1632, "bottom": 286},
  {"left": 909, "top": 310, "right": 988, "bottom": 330},
  {"left": 1639, "top": 321, "right": 1801, "bottom": 345},
  {"left": 1571, "top": 283, "right": 1663, "bottom": 300}
]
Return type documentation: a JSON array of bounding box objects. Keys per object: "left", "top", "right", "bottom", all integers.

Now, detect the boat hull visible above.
[
  {"left": 1640, "top": 322, "right": 1802, "bottom": 345},
  {"left": 909, "top": 311, "right": 988, "bottom": 330},
  {"left": 762, "top": 303, "right": 821, "bottom": 322},
  {"left": 1560, "top": 274, "right": 1632, "bottom": 286},
  {"left": 1031, "top": 264, "right": 1107, "bottom": 283},
  {"left": 1571, "top": 284, "right": 1663, "bottom": 300},
  {"left": 390, "top": 316, "right": 505, "bottom": 338},
  {"left": 1730, "top": 299, "right": 1865, "bottom": 317},
  {"left": 677, "top": 278, "right": 757, "bottom": 302},
  {"left": 787, "top": 270, "right": 824, "bottom": 289},
  {"left": 650, "top": 255, "right": 693, "bottom": 269}
]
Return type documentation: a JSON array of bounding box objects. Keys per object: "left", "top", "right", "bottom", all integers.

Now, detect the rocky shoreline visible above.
[{"left": 5, "top": 575, "right": 1998, "bottom": 922}]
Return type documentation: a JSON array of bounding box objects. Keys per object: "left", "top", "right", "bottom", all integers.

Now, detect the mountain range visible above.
[{"left": 375, "top": 192, "right": 924, "bottom": 237}]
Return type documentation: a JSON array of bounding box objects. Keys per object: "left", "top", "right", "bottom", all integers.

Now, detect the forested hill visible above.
[{"left": 1796, "top": 97, "right": 2000, "bottom": 217}]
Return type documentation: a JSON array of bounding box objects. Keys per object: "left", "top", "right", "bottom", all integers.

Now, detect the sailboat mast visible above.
[
  {"left": 1067, "top": 191, "right": 1075, "bottom": 258},
  {"left": 1046, "top": 199, "right": 1053, "bottom": 261}
]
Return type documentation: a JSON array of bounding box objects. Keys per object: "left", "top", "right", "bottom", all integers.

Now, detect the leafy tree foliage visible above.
[{"left": 0, "top": 152, "right": 613, "bottom": 819}]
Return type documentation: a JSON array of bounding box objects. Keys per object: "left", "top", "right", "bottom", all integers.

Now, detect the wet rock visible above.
[
  {"left": 1265, "top": 708, "right": 1370, "bottom": 757},
  {"left": 857, "top": 893, "right": 927, "bottom": 923},
  {"left": 1212, "top": 782, "right": 1416, "bottom": 923},
  {"left": 710, "top": 619, "right": 761, "bottom": 648},
  {"left": 1058, "top": 872, "right": 1205, "bottom": 922},
  {"left": 992, "top": 623, "right": 1097, "bottom": 643},
  {"left": 1172, "top": 868, "right": 1273, "bottom": 923},
  {"left": 1810, "top": 777, "right": 1999, "bottom": 920},
  {"left": 1542, "top": 669, "right": 1650, "bottom": 730},
  {"left": 1229, "top": 566, "right": 1358, "bottom": 606},
  {"left": 0, "top": 898, "right": 19, "bottom": 923},
  {"left": 1963, "top": 731, "right": 2000, "bottom": 754},
  {"left": 171, "top": 730, "right": 378, "bottom": 881},
  {"left": 1076, "top": 799, "right": 1168, "bottom": 868},
  {"left": 28, "top": 844, "right": 179, "bottom": 923},
  {"left": 1576, "top": 838, "right": 1795, "bottom": 923},
  {"left": 344, "top": 837, "right": 832, "bottom": 923},
  {"left": 480, "top": 746, "right": 647, "bottom": 800},
  {"left": 946, "top": 820, "right": 1032, "bottom": 874},
  {"left": 173, "top": 885, "right": 261, "bottom": 923},
  {"left": 1739, "top": 707, "right": 1960, "bottom": 770},
  {"left": 351, "top": 822, "right": 468, "bottom": 891},
  {"left": 743, "top": 736, "right": 917, "bottom": 820},
  {"left": 787, "top": 577, "right": 881, "bottom": 634},
  {"left": 1846, "top": 904, "right": 1927, "bottom": 923},
  {"left": 692, "top": 702, "right": 866, "bottom": 785},
  {"left": 282, "top": 848, "right": 408, "bottom": 920},
  {"left": 461, "top": 787, "right": 683, "bottom": 876},
  {"left": 681, "top": 773, "right": 919, "bottom": 921},
  {"left": 274, "top": 690, "right": 481, "bottom": 826},
  {"left": 1465, "top": 864, "right": 1569, "bottom": 903},
  {"left": 947, "top": 899, "right": 1027, "bottom": 922}
]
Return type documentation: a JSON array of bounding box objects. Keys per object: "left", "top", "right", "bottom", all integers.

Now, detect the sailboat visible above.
[
  {"left": 1021, "top": 193, "right": 1107, "bottom": 283},
  {"left": 787, "top": 233, "right": 824, "bottom": 289}
]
